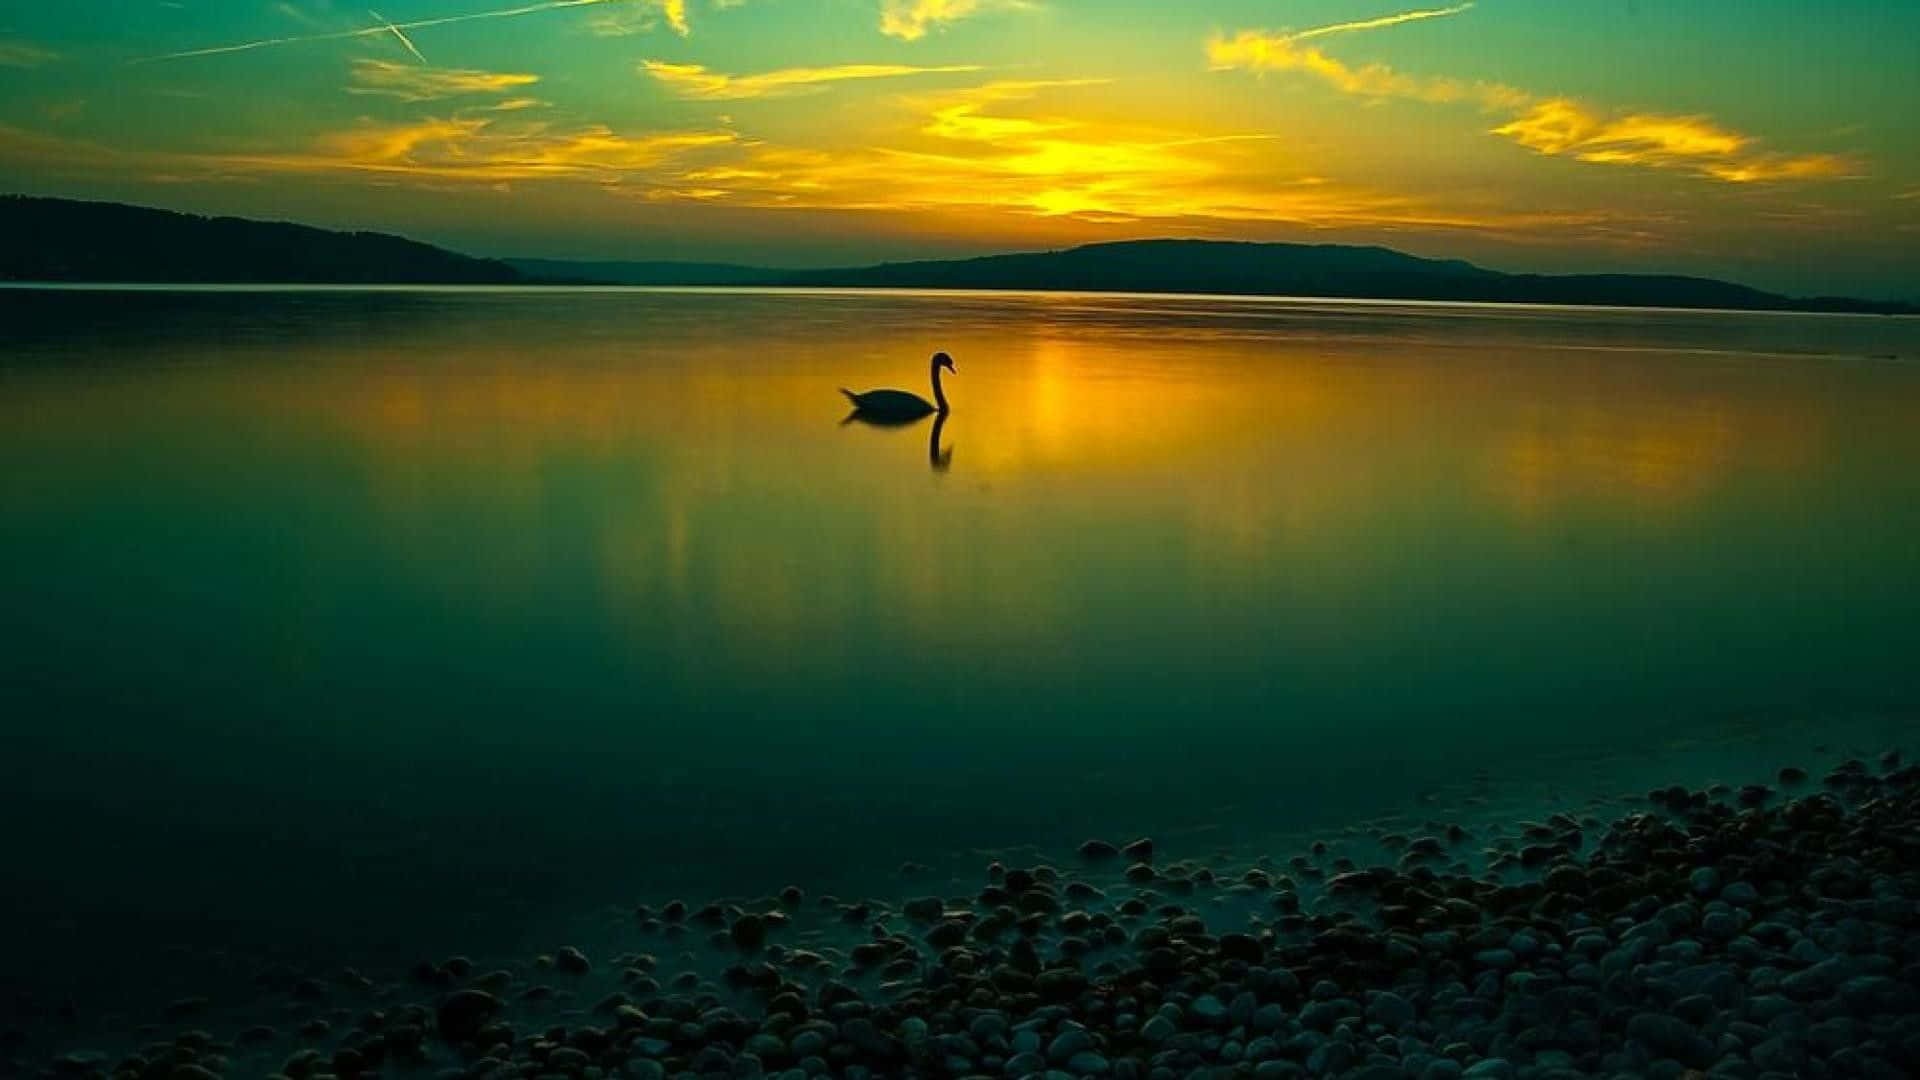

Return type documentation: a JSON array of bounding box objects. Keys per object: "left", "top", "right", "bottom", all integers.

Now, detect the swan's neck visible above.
[{"left": 931, "top": 363, "right": 949, "bottom": 412}]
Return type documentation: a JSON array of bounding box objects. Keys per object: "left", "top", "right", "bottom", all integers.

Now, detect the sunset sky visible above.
[{"left": 2, "top": 0, "right": 1916, "bottom": 295}]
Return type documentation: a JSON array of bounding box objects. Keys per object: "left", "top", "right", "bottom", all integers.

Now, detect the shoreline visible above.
[
  {"left": 3, "top": 281, "right": 1917, "bottom": 321},
  {"left": 12, "top": 746, "right": 1919, "bottom": 1079}
]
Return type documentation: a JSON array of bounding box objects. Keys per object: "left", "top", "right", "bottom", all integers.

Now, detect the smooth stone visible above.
[
  {"left": 1690, "top": 868, "right": 1721, "bottom": 897},
  {"left": 1305, "top": 1040, "right": 1354, "bottom": 1075},
  {"left": 1189, "top": 996, "right": 1227, "bottom": 1025},
  {"left": 1067, "top": 1051, "right": 1111, "bottom": 1075},
  {"left": 1626, "top": 1013, "right": 1715, "bottom": 1068},
  {"left": 1366, "top": 991, "right": 1415, "bottom": 1031},
  {"left": 1049, "top": 1028, "right": 1093, "bottom": 1062},
  {"left": 1004, "top": 1050, "right": 1046, "bottom": 1075},
  {"left": 731, "top": 914, "right": 768, "bottom": 950},
  {"left": 434, "top": 990, "right": 499, "bottom": 1043}
]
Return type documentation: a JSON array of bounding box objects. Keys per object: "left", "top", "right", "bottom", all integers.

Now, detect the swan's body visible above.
[
  {"left": 839, "top": 388, "right": 935, "bottom": 418},
  {"left": 841, "top": 352, "right": 953, "bottom": 419}
]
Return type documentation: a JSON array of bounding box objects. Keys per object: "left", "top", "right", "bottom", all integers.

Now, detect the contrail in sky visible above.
[
  {"left": 369, "top": 10, "right": 429, "bottom": 63},
  {"left": 135, "top": 0, "right": 623, "bottom": 63},
  {"left": 1286, "top": 3, "right": 1474, "bottom": 42}
]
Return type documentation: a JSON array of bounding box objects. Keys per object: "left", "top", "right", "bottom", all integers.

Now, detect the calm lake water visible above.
[{"left": 2, "top": 287, "right": 1917, "bottom": 1014}]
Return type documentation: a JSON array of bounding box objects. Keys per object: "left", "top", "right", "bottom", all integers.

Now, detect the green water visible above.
[{"left": 2, "top": 287, "right": 1917, "bottom": 1006}]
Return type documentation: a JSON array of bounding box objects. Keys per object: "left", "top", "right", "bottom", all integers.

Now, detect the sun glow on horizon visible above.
[{"left": 0, "top": 1, "right": 1913, "bottom": 293}]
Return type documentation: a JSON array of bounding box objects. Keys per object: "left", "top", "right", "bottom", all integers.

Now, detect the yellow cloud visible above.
[
  {"left": 916, "top": 78, "right": 1106, "bottom": 141},
  {"left": 0, "top": 39, "right": 58, "bottom": 68},
  {"left": 135, "top": 117, "right": 739, "bottom": 184},
  {"left": 641, "top": 60, "right": 982, "bottom": 100},
  {"left": 660, "top": 0, "right": 689, "bottom": 35},
  {"left": 1493, "top": 98, "right": 1857, "bottom": 182},
  {"left": 637, "top": 81, "right": 1624, "bottom": 236},
  {"left": 879, "top": 0, "right": 1029, "bottom": 42},
  {"left": 1207, "top": 30, "right": 1526, "bottom": 110},
  {"left": 347, "top": 59, "right": 540, "bottom": 101},
  {"left": 1212, "top": 9, "right": 1858, "bottom": 185}
]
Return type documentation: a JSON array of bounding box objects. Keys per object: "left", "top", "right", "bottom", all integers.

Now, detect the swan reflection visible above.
[{"left": 840, "top": 400, "right": 954, "bottom": 474}]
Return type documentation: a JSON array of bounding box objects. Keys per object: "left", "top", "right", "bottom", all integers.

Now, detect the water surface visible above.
[{"left": 2, "top": 287, "right": 1917, "bottom": 1011}]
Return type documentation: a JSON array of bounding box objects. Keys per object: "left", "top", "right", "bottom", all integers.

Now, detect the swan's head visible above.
[{"left": 932, "top": 351, "right": 956, "bottom": 373}]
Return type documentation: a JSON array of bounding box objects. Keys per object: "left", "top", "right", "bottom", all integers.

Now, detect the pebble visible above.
[
  {"left": 21, "top": 755, "right": 1920, "bottom": 1080},
  {"left": 433, "top": 989, "right": 498, "bottom": 1044}
]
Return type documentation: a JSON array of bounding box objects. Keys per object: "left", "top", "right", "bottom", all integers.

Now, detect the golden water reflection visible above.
[{"left": 2, "top": 289, "right": 1914, "bottom": 695}]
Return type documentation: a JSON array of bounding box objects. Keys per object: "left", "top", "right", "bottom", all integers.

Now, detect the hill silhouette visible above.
[
  {"left": 529, "top": 238, "right": 1909, "bottom": 314},
  {"left": 3, "top": 195, "right": 1910, "bottom": 314},
  {"left": 775, "top": 240, "right": 1909, "bottom": 314},
  {"left": 1, "top": 196, "right": 522, "bottom": 284},
  {"left": 504, "top": 257, "right": 772, "bottom": 286}
]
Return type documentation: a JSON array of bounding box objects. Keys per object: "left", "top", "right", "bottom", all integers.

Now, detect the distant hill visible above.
[
  {"left": 2, "top": 195, "right": 1910, "bottom": 313},
  {"left": 504, "top": 257, "right": 776, "bottom": 286},
  {"left": 522, "top": 238, "right": 1911, "bottom": 315},
  {"left": 777, "top": 239, "right": 1912, "bottom": 315},
  {"left": 0, "top": 195, "right": 523, "bottom": 284}
]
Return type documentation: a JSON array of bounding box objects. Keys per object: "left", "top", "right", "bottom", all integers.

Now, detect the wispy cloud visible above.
[
  {"left": 138, "top": 0, "right": 628, "bottom": 62},
  {"left": 916, "top": 78, "right": 1106, "bottom": 141},
  {"left": 0, "top": 39, "right": 59, "bottom": 68},
  {"left": 1211, "top": 5, "right": 1858, "bottom": 185},
  {"left": 641, "top": 60, "right": 982, "bottom": 100},
  {"left": 586, "top": 0, "right": 688, "bottom": 36},
  {"left": 1207, "top": 6, "right": 1523, "bottom": 112},
  {"left": 1492, "top": 99, "right": 1857, "bottom": 182},
  {"left": 879, "top": 0, "right": 1030, "bottom": 42},
  {"left": 0, "top": 114, "right": 732, "bottom": 188},
  {"left": 347, "top": 59, "right": 540, "bottom": 101},
  {"left": 274, "top": 117, "right": 735, "bottom": 180}
]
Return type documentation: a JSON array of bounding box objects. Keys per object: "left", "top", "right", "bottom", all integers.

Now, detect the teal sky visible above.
[{"left": 2, "top": 0, "right": 1916, "bottom": 295}]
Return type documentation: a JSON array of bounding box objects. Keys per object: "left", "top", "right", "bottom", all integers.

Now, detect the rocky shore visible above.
[{"left": 13, "top": 752, "right": 1920, "bottom": 1080}]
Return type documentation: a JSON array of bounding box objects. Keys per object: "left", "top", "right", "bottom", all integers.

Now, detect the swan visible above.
[{"left": 840, "top": 352, "right": 954, "bottom": 419}]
